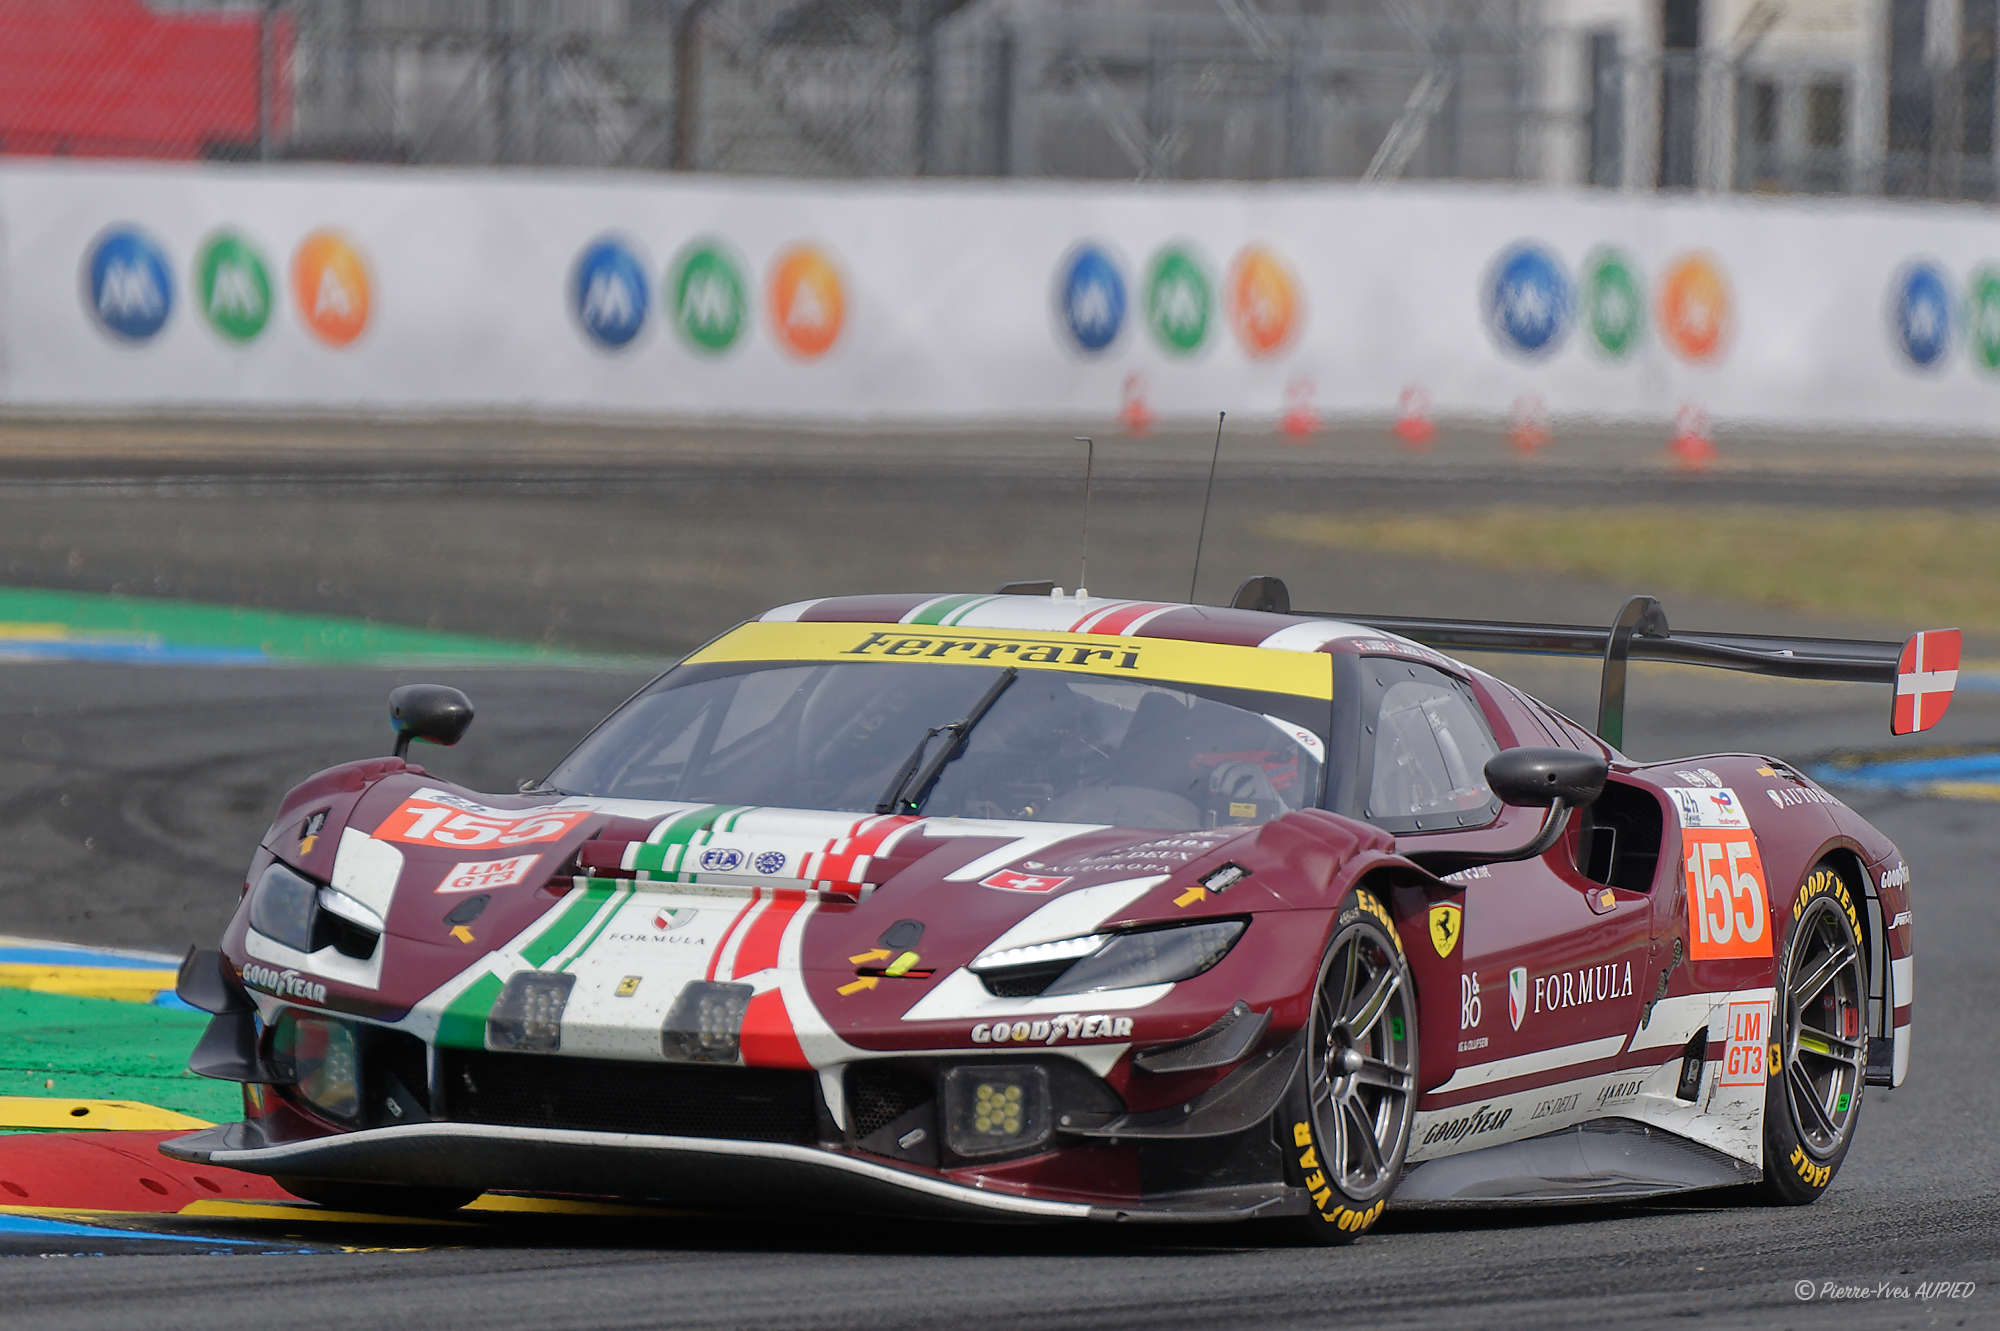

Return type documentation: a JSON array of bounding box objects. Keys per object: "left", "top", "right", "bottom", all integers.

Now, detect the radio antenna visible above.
[
  {"left": 1073, "top": 435, "right": 1094, "bottom": 595},
  {"left": 1187, "top": 411, "right": 1225, "bottom": 604}
]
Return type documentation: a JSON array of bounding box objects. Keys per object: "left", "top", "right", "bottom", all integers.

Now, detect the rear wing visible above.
[{"left": 1274, "top": 590, "right": 1959, "bottom": 750}]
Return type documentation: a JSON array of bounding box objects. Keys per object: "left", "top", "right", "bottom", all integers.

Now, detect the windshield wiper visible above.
[{"left": 874, "top": 667, "right": 1019, "bottom": 815}]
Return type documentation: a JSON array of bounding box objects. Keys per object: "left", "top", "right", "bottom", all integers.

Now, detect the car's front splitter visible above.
[{"left": 159, "top": 1121, "right": 1299, "bottom": 1224}]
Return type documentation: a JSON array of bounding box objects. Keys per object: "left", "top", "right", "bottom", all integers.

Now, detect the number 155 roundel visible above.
[{"left": 375, "top": 795, "right": 587, "bottom": 849}]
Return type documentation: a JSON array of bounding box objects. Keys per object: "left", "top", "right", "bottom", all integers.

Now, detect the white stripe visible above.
[
  {"left": 1255, "top": 620, "right": 1373, "bottom": 652},
  {"left": 709, "top": 891, "right": 770, "bottom": 981},
  {"left": 758, "top": 599, "right": 822, "bottom": 623},
  {"left": 1891, "top": 954, "right": 1915, "bottom": 1006},
  {"left": 1626, "top": 987, "right": 1775, "bottom": 1052},
  {"left": 1113, "top": 604, "right": 1179, "bottom": 635},
  {"left": 1430, "top": 1036, "right": 1627, "bottom": 1094},
  {"left": 1897, "top": 668, "right": 1957, "bottom": 697},
  {"left": 936, "top": 819, "right": 1107, "bottom": 882},
  {"left": 898, "top": 595, "right": 960, "bottom": 624}
]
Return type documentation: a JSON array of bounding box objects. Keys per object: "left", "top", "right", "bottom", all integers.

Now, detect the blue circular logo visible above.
[
  {"left": 698, "top": 847, "right": 744, "bottom": 873},
  {"left": 572, "top": 236, "right": 649, "bottom": 349},
  {"left": 84, "top": 226, "right": 173, "bottom": 341},
  {"left": 1485, "top": 243, "right": 1572, "bottom": 357},
  {"left": 1892, "top": 261, "right": 1952, "bottom": 368},
  {"left": 752, "top": 850, "right": 787, "bottom": 875},
  {"left": 1057, "top": 244, "right": 1126, "bottom": 353}
]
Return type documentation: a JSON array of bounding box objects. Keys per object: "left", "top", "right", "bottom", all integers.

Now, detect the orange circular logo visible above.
[
  {"left": 1226, "top": 245, "right": 1300, "bottom": 358},
  {"left": 768, "top": 244, "right": 844, "bottom": 358},
  {"left": 291, "top": 230, "right": 371, "bottom": 347},
  {"left": 1657, "top": 252, "right": 1730, "bottom": 362}
]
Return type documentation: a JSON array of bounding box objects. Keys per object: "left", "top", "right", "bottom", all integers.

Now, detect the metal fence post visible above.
[{"left": 258, "top": 0, "right": 278, "bottom": 161}]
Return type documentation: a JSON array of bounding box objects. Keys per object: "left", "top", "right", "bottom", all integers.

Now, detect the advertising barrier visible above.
[{"left": 6, "top": 159, "right": 2000, "bottom": 434}]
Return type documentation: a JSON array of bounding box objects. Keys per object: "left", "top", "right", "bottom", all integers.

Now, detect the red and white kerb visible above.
[{"left": 1892, "top": 628, "right": 1960, "bottom": 735}]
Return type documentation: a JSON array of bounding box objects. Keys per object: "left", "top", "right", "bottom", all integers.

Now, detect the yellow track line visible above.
[{"left": 0, "top": 1097, "right": 211, "bottom": 1131}]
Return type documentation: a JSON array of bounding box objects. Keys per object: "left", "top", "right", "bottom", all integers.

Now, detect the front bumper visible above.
[{"left": 160, "top": 1120, "right": 1299, "bottom": 1223}]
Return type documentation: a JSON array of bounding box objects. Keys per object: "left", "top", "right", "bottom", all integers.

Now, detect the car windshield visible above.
[{"left": 547, "top": 660, "right": 1330, "bottom": 831}]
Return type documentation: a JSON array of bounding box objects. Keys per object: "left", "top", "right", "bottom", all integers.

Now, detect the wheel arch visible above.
[{"left": 1811, "top": 839, "right": 1896, "bottom": 1078}]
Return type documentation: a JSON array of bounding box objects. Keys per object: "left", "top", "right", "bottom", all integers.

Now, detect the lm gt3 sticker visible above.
[{"left": 438, "top": 853, "right": 540, "bottom": 893}]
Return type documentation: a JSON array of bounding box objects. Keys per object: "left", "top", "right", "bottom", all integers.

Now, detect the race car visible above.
[{"left": 165, "top": 580, "right": 1951, "bottom": 1241}]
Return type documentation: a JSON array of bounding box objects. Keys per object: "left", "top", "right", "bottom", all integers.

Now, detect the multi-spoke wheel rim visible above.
[
  {"left": 1784, "top": 898, "right": 1867, "bottom": 1155},
  {"left": 1307, "top": 921, "right": 1417, "bottom": 1201}
]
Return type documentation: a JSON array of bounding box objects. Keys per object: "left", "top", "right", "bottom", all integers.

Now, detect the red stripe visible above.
[
  {"left": 731, "top": 888, "right": 808, "bottom": 977},
  {"left": 705, "top": 887, "right": 762, "bottom": 981},
  {"left": 819, "top": 813, "right": 918, "bottom": 884},
  {"left": 738, "top": 989, "right": 811, "bottom": 1069},
  {"left": 1086, "top": 601, "right": 1170, "bottom": 636}
]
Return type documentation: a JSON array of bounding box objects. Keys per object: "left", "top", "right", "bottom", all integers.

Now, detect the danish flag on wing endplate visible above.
[{"left": 1892, "top": 628, "right": 1960, "bottom": 735}]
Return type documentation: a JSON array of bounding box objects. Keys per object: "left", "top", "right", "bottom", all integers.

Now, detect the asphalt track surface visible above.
[{"left": 2, "top": 422, "right": 1998, "bottom": 1329}]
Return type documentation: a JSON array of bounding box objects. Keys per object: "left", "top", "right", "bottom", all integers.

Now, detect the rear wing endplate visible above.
[{"left": 1285, "top": 592, "right": 1959, "bottom": 750}]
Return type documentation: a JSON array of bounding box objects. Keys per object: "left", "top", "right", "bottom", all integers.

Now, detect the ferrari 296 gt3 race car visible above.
[{"left": 165, "top": 581, "right": 1953, "bottom": 1241}]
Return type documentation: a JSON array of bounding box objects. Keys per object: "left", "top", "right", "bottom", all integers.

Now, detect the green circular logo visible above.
[
  {"left": 1584, "top": 249, "right": 1641, "bottom": 358},
  {"left": 1145, "top": 245, "right": 1211, "bottom": 354},
  {"left": 1968, "top": 269, "right": 2000, "bottom": 371},
  {"left": 195, "top": 231, "right": 272, "bottom": 343},
  {"left": 670, "top": 241, "right": 747, "bottom": 354}
]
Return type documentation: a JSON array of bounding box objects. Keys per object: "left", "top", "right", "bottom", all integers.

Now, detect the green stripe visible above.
[
  {"left": 555, "top": 804, "right": 743, "bottom": 971},
  {"left": 435, "top": 972, "right": 505, "bottom": 1050},
  {"left": 558, "top": 882, "right": 635, "bottom": 972},
  {"left": 940, "top": 594, "right": 1000, "bottom": 626},
  {"left": 520, "top": 886, "right": 618, "bottom": 968},
  {"left": 908, "top": 594, "right": 983, "bottom": 626}
]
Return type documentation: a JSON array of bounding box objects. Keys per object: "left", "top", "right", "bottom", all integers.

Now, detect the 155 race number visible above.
[
  {"left": 376, "top": 796, "right": 587, "bottom": 849},
  {"left": 1681, "top": 828, "right": 1773, "bottom": 960}
]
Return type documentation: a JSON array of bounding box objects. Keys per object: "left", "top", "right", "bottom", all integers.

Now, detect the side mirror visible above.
[
  {"left": 1484, "top": 747, "right": 1608, "bottom": 810},
  {"left": 388, "top": 684, "right": 474, "bottom": 759},
  {"left": 1401, "top": 747, "right": 1609, "bottom": 877}
]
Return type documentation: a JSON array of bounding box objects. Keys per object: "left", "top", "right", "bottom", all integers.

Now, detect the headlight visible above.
[
  {"left": 270, "top": 1010, "right": 360, "bottom": 1122},
  {"left": 971, "top": 920, "right": 1246, "bottom": 997},
  {"left": 942, "top": 1064, "right": 1051, "bottom": 1158},
  {"left": 487, "top": 971, "right": 576, "bottom": 1053},
  {"left": 248, "top": 861, "right": 319, "bottom": 952}
]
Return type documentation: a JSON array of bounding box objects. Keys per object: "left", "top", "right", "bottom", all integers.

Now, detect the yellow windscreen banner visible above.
[{"left": 686, "top": 621, "right": 1333, "bottom": 698}]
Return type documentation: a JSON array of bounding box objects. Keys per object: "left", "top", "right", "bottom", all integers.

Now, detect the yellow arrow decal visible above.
[
  {"left": 1174, "top": 885, "right": 1208, "bottom": 909},
  {"left": 450, "top": 925, "right": 474, "bottom": 944},
  {"left": 837, "top": 976, "right": 879, "bottom": 997},
  {"left": 848, "top": 948, "right": 892, "bottom": 966}
]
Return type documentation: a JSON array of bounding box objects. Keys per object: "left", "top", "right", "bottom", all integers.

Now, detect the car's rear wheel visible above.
[
  {"left": 1282, "top": 887, "right": 1418, "bottom": 1243},
  {"left": 1758, "top": 861, "right": 1869, "bottom": 1205},
  {"left": 276, "top": 1177, "right": 483, "bottom": 1216}
]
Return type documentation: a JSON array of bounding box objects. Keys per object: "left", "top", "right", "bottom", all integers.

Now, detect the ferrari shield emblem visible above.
[
  {"left": 1427, "top": 902, "right": 1462, "bottom": 958},
  {"left": 1508, "top": 966, "right": 1528, "bottom": 1031}
]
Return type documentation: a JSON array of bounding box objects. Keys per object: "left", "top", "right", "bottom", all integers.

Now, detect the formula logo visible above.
[
  {"left": 84, "top": 225, "right": 173, "bottom": 342},
  {"left": 1583, "top": 247, "right": 1641, "bottom": 358},
  {"left": 1656, "top": 251, "right": 1731, "bottom": 362},
  {"left": 291, "top": 230, "right": 372, "bottom": 347},
  {"left": 1485, "top": 242, "right": 1571, "bottom": 357},
  {"left": 1226, "top": 244, "right": 1299, "bottom": 357},
  {"left": 572, "top": 235, "right": 649, "bottom": 349},
  {"left": 769, "top": 244, "right": 844, "bottom": 358},
  {"left": 1055, "top": 243, "right": 1126, "bottom": 353},
  {"left": 1891, "top": 260, "right": 1952, "bottom": 369},
  {"left": 1145, "top": 244, "right": 1211, "bottom": 354},
  {"left": 195, "top": 231, "right": 273, "bottom": 343},
  {"left": 671, "top": 239, "right": 747, "bottom": 354}
]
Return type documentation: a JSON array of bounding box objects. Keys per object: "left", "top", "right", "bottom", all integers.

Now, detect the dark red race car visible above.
[{"left": 165, "top": 580, "right": 1950, "bottom": 1240}]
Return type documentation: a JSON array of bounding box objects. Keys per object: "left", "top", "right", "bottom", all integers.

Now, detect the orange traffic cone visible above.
[
  {"left": 1508, "top": 394, "right": 1550, "bottom": 456},
  {"left": 1668, "top": 403, "right": 1716, "bottom": 472},
  {"left": 1393, "top": 385, "right": 1435, "bottom": 450},
  {"left": 1118, "top": 372, "right": 1153, "bottom": 437},
  {"left": 1282, "top": 375, "right": 1320, "bottom": 440}
]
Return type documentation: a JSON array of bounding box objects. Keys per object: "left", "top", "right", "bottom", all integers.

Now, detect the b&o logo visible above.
[
  {"left": 768, "top": 244, "right": 845, "bottom": 359},
  {"left": 1890, "top": 260, "right": 1952, "bottom": 369},
  {"left": 291, "top": 230, "right": 372, "bottom": 347},
  {"left": 1055, "top": 243, "right": 1126, "bottom": 353},
  {"left": 1583, "top": 248, "right": 1641, "bottom": 359},
  {"left": 1656, "top": 251, "right": 1731, "bottom": 362},
  {"left": 572, "top": 235, "right": 649, "bottom": 350},
  {"left": 1485, "top": 242, "right": 1571, "bottom": 357},
  {"left": 1145, "top": 244, "right": 1211, "bottom": 355},
  {"left": 1226, "top": 244, "right": 1300, "bottom": 358},
  {"left": 195, "top": 230, "right": 273, "bottom": 344},
  {"left": 84, "top": 225, "right": 173, "bottom": 342},
  {"left": 670, "top": 239, "right": 747, "bottom": 354}
]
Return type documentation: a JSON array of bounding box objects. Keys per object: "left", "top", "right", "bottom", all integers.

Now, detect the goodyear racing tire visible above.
[
  {"left": 1281, "top": 886, "right": 1419, "bottom": 1243},
  {"left": 1757, "top": 861, "right": 1869, "bottom": 1206},
  {"left": 277, "top": 1177, "right": 483, "bottom": 1216}
]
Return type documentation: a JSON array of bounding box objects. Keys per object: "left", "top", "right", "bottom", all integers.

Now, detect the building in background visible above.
[{"left": 1, "top": 0, "right": 1995, "bottom": 197}]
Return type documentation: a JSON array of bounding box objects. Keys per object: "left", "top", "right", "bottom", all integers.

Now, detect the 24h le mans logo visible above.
[
  {"left": 672, "top": 241, "right": 746, "bottom": 354},
  {"left": 1145, "top": 244, "right": 1211, "bottom": 355}
]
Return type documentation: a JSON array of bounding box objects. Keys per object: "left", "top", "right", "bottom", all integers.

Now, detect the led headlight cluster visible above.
[
  {"left": 487, "top": 971, "right": 577, "bottom": 1053},
  {"left": 270, "top": 1010, "right": 360, "bottom": 1122},
  {"left": 246, "top": 861, "right": 381, "bottom": 960},
  {"left": 661, "top": 981, "right": 754, "bottom": 1063},
  {"left": 942, "top": 1064, "right": 1051, "bottom": 1158},
  {"left": 969, "top": 919, "right": 1246, "bottom": 997}
]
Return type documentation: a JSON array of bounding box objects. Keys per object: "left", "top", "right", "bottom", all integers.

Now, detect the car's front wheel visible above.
[
  {"left": 1282, "top": 886, "right": 1419, "bottom": 1243},
  {"left": 1758, "top": 861, "right": 1869, "bottom": 1205}
]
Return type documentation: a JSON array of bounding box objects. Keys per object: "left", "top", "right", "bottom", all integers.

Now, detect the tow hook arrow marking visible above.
[
  {"left": 1174, "top": 885, "right": 1208, "bottom": 909},
  {"left": 837, "top": 976, "right": 878, "bottom": 997},
  {"left": 450, "top": 925, "right": 475, "bottom": 944},
  {"left": 848, "top": 948, "right": 892, "bottom": 965}
]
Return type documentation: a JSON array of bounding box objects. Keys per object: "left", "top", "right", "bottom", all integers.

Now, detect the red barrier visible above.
[{"left": 0, "top": 1130, "right": 294, "bottom": 1213}]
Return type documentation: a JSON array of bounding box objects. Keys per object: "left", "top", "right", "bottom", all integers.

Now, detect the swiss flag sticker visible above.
[
  {"left": 1893, "top": 629, "right": 1960, "bottom": 735},
  {"left": 980, "top": 869, "right": 1072, "bottom": 893}
]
